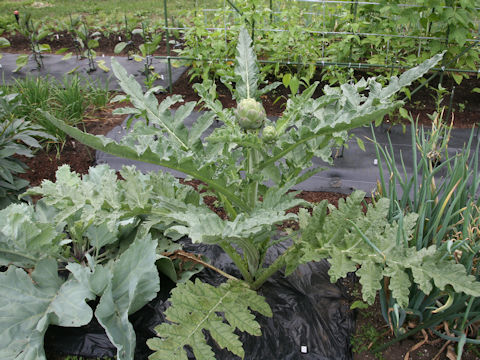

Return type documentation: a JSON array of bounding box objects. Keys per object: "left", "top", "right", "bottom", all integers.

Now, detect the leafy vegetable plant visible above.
[
  {"left": 0, "top": 164, "right": 204, "bottom": 359},
  {"left": 39, "top": 28, "right": 452, "bottom": 358},
  {"left": 0, "top": 91, "right": 52, "bottom": 209},
  {"left": 14, "top": 12, "right": 51, "bottom": 71},
  {"left": 117, "top": 21, "right": 163, "bottom": 89},
  {"left": 7, "top": 75, "right": 110, "bottom": 152},
  {"left": 70, "top": 20, "right": 108, "bottom": 73},
  {"left": 0, "top": 36, "right": 10, "bottom": 55},
  {"left": 113, "top": 15, "right": 139, "bottom": 60}
]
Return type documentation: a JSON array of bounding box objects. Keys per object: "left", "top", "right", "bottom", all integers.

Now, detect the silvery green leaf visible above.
[
  {"left": 148, "top": 279, "right": 271, "bottom": 360},
  {"left": 86, "top": 222, "right": 118, "bottom": 249},
  {"left": 0, "top": 203, "right": 62, "bottom": 267},
  {"left": 67, "top": 261, "right": 111, "bottom": 296},
  {"left": 380, "top": 52, "right": 444, "bottom": 99},
  {"left": 95, "top": 235, "right": 160, "bottom": 360},
  {"left": 0, "top": 259, "right": 94, "bottom": 360},
  {"left": 234, "top": 28, "right": 259, "bottom": 100}
]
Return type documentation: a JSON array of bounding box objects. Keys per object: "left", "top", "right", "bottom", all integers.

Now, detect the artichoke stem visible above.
[{"left": 247, "top": 148, "right": 259, "bottom": 209}]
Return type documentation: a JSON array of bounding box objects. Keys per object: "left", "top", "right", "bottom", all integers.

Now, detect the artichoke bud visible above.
[
  {"left": 262, "top": 125, "right": 277, "bottom": 143},
  {"left": 235, "top": 98, "right": 266, "bottom": 130}
]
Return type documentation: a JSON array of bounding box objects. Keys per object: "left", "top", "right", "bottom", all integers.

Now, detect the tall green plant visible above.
[
  {"left": 39, "top": 28, "right": 452, "bottom": 358},
  {"left": 8, "top": 75, "right": 111, "bottom": 152},
  {"left": 53, "top": 75, "right": 88, "bottom": 124},
  {"left": 14, "top": 12, "right": 51, "bottom": 71}
]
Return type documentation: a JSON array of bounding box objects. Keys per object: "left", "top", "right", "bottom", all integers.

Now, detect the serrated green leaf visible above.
[
  {"left": 385, "top": 264, "right": 411, "bottom": 308},
  {"left": 328, "top": 252, "right": 358, "bottom": 282},
  {"left": 423, "top": 256, "right": 480, "bottom": 297},
  {"left": 357, "top": 261, "right": 383, "bottom": 305},
  {"left": 380, "top": 52, "right": 444, "bottom": 99},
  {"left": 295, "top": 190, "right": 480, "bottom": 314},
  {"left": 147, "top": 279, "right": 271, "bottom": 360},
  {"left": 235, "top": 28, "right": 259, "bottom": 100}
]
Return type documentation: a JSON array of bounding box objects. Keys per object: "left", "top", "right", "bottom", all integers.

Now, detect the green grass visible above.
[{"left": 2, "top": 74, "right": 112, "bottom": 152}]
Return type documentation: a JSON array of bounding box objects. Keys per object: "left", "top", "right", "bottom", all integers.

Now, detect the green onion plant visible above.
[{"left": 372, "top": 110, "right": 480, "bottom": 357}]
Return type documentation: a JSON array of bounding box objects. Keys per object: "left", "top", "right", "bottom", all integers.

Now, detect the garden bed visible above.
[
  {"left": 10, "top": 71, "right": 479, "bottom": 360},
  {"left": 2, "top": 22, "right": 480, "bottom": 360}
]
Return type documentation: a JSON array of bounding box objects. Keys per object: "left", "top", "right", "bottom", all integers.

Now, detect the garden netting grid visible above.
[{"left": 157, "top": 0, "right": 480, "bottom": 91}]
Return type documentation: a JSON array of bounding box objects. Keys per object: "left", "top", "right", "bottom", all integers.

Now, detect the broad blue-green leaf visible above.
[
  {"left": 0, "top": 259, "right": 94, "bottom": 360},
  {"left": 95, "top": 235, "right": 160, "bottom": 360},
  {"left": 86, "top": 222, "right": 118, "bottom": 249},
  {"left": 67, "top": 259, "right": 111, "bottom": 296}
]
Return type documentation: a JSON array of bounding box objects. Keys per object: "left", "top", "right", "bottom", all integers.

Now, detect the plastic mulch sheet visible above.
[
  {"left": 0, "top": 53, "right": 186, "bottom": 91},
  {"left": 96, "top": 114, "right": 479, "bottom": 196},
  {"left": 45, "top": 241, "right": 355, "bottom": 360}
]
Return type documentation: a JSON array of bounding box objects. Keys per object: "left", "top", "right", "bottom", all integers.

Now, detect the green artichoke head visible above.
[
  {"left": 262, "top": 125, "right": 277, "bottom": 143},
  {"left": 235, "top": 98, "right": 266, "bottom": 130}
]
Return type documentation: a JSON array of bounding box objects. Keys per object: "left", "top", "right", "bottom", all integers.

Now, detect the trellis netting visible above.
[{"left": 159, "top": 0, "right": 480, "bottom": 90}]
